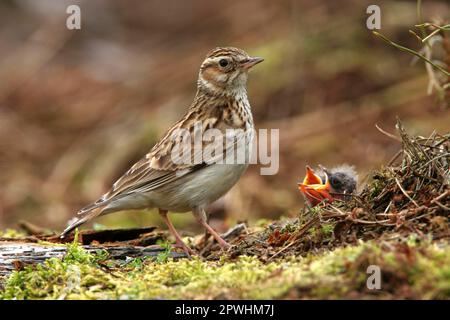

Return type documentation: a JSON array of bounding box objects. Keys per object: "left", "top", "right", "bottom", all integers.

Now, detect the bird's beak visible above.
[
  {"left": 298, "top": 166, "right": 334, "bottom": 205},
  {"left": 241, "top": 56, "right": 264, "bottom": 70},
  {"left": 303, "top": 166, "right": 322, "bottom": 185}
]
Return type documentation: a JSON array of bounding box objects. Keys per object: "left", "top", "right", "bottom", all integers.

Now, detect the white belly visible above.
[{"left": 148, "top": 163, "right": 248, "bottom": 212}]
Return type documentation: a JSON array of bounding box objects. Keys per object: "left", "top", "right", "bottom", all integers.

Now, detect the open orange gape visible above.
[
  {"left": 298, "top": 165, "right": 334, "bottom": 206},
  {"left": 298, "top": 164, "right": 358, "bottom": 207}
]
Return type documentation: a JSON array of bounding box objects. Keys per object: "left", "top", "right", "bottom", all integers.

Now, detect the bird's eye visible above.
[
  {"left": 330, "top": 176, "right": 342, "bottom": 188},
  {"left": 219, "top": 59, "right": 229, "bottom": 67}
]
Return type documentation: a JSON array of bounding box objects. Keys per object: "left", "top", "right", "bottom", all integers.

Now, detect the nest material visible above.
[{"left": 225, "top": 120, "right": 450, "bottom": 261}]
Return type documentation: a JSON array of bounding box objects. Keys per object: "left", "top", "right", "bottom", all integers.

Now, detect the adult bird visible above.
[{"left": 61, "top": 47, "right": 264, "bottom": 255}]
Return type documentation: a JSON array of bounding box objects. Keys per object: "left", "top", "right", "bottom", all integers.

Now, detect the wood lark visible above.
[{"left": 61, "top": 47, "right": 264, "bottom": 255}]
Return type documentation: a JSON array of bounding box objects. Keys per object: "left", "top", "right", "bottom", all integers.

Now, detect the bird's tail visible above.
[{"left": 60, "top": 205, "right": 105, "bottom": 238}]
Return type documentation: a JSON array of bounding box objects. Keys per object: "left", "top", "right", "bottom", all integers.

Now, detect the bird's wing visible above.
[
  {"left": 97, "top": 101, "right": 253, "bottom": 201},
  {"left": 84, "top": 104, "right": 252, "bottom": 208},
  {"left": 60, "top": 104, "right": 252, "bottom": 237}
]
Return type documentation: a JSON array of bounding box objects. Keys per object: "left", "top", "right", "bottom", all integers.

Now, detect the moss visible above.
[
  {"left": 320, "top": 223, "right": 334, "bottom": 237},
  {"left": 1, "top": 239, "right": 449, "bottom": 300},
  {"left": 0, "top": 229, "right": 27, "bottom": 238},
  {"left": 154, "top": 241, "right": 173, "bottom": 264}
]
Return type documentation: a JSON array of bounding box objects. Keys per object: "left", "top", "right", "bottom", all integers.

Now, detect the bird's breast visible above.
[{"left": 147, "top": 163, "right": 249, "bottom": 213}]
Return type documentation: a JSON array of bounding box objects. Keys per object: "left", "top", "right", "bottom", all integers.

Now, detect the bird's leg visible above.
[
  {"left": 202, "top": 212, "right": 211, "bottom": 246},
  {"left": 159, "top": 209, "right": 194, "bottom": 256},
  {"left": 193, "top": 208, "right": 230, "bottom": 250}
]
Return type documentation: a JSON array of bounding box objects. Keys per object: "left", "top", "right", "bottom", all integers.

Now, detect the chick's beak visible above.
[
  {"left": 298, "top": 166, "right": 334, "bottom": 205},
  {"left": 303, "top": 166, "right": 322, "bottom": 185},
  {"left": 241, "top": 56, "right": 264, "bottom": 70}
]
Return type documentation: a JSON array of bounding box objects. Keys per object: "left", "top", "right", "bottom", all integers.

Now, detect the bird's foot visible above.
[
  {"left": 173, "top": 240, "right": 195, "bottom": 257},
  {"left": 217, "top": 238, "right": 231, "bottom": 251}
]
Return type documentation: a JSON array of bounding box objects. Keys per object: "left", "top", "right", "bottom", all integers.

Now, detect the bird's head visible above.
[
  {"left": 298, "top": 165, "right": 358, "bottom": 206},
  {"left": 198, "top": 47, "right": 263, "bottom": 96}
]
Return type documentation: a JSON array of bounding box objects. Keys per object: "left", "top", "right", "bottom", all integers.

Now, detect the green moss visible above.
[
  {"left": 1, "top": 239, "right": 449, "bottom": 300},
  {"left": 0, "top": 229, "right": 27, "bottom": 238},
  {"left": 154, "top": 241, "right": 173, "bottom": 264},
  {"left": 320, "top": 223, "right": 334, "bottom": 236}
]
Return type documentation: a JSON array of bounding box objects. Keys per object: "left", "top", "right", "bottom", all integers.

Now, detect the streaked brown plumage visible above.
[{"left": 61, "top": 47, "right": 263, "bottom": 255}]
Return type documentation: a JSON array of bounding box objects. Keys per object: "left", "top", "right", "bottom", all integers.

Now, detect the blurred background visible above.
[{"left": 0, "top": 0, "right": 449, "bottom": 234}]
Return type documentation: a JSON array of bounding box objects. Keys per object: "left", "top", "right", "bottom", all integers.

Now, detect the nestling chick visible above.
[{"left": 298, "top": 164, "right": 358, "bottom": 206}]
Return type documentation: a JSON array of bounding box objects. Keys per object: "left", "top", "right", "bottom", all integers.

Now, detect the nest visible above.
[{"left": 225, "top": 120, "right": 450, "bottom": 261}]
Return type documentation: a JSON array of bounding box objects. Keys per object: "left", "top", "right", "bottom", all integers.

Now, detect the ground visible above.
[{"left": 1, "top": 235, "right": 449, "bottom": 299}]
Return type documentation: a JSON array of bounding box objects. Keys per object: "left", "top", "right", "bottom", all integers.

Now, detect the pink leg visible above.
[
  {"left": 193, "top": 208, "right": 230, "bottom": 250},
  {"left": 202, "top": 212, "right": 211, "bottom": 245},
  {"left": 159, "top": 209, "right": 194, "bottom": 256}
]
